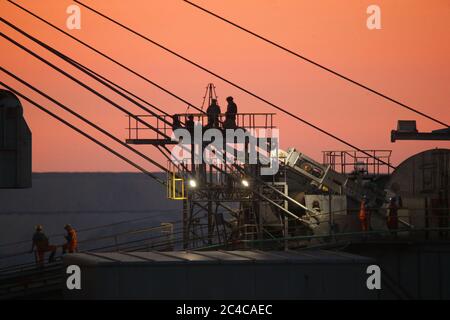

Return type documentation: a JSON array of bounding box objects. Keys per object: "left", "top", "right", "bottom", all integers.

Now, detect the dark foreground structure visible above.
[
  {"left": 0, "top": 90, "right": 31, "bottom": 188},
  {"left": 63, "top": 250, "right": 376, "bottom": 300},
  {"left": 347, "top": 241, "right": 450, "bottom": 299},
  {"left": 3, "top": 242, "right": 449, "bottom": 300}
]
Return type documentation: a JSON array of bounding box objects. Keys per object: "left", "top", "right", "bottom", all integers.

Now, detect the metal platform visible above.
[
  {"left": 125, "top": 138, "right": 176, "bottom": 145},
  {"left": 125, "top": 112, "right": 276, "bottom": 146}
]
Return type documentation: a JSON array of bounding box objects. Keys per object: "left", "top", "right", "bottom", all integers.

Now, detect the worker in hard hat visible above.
[
  {"left": 223, "top": 96, "right": 237, "bottom": 129},
  {"left": 206, "top": 99, "right": 221, "bottom": 128},
  {"left": 62, "top": 224, "right": 78, "bottom": 254},
  {"left": 30, "top": 225, "right": 56, "bottom": 266},
  {"left": 172, "top": 114, "right": 182, "bottom": 131},
  {"left": 185, "top": 114, "right": 195, "bottom": 134},
  {"left": 359, "top": 197, "right": 370, "bottom": 233}
]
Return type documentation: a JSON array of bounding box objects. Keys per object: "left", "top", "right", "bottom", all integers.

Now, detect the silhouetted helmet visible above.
[
  {"left": 64, "top": 224, "right": 72, "bottom": 230},
  {"left": 35, "top": 224, "right": 43, "bottom": 231},
  {"left": 226, "top": 96, "right": 233, "bottom": 102}
]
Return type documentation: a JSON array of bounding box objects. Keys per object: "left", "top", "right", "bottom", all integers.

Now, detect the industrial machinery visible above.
[
  {"left": 125, "top": 85, "right": 393, "bottom": 249},
  {"left": 284, "top": 148, "right": 386, "bottom": 207}
]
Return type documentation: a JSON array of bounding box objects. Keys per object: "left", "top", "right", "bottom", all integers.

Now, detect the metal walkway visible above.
[
  {"left": 1, "top": 222, "right": 449, "bottom": 299},
  {"left": 0, "top": 219, "right": 193, "bottom": 299}
]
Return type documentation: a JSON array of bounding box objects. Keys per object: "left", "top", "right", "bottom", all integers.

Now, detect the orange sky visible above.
[{"left": 1, "top": 0, "right": 449, "bottom": 172}]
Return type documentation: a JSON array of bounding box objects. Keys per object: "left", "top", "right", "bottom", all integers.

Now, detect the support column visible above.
[{"left": 183, "top": 199, "right": 189, "bottom": 249}]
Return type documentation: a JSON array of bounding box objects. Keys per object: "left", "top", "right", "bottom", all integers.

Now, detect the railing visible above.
[
  {"left": 0, "top": 222, "right": 218, "bottom": 299},
  {"left": 1, "top": 205, "right": 448, "bottom": 273},
  {"left": 0, "top": 205, "right": 449, "bottom": 299},
  {"left": 0, "top": 216, "right": 225, "bottom": 275},
  {"left": 127, "top": 113, "right": 276, "bottom": 141},
  {"left": 0, "top": 212, "right": 177, "bottom": 250},
  {"left": 0, "top": 220, "right": 180, "bottom": 270},
  {"left": 322, "top": 150, "right": 392, "bottom": 175}
]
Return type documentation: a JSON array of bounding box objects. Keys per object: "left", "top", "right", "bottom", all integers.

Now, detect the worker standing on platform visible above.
[
  {"left": 62, "top": 224, "right": 78, "bottom": 254},
  {"left": 206, "top": 99, "right": 221, "bottom": 128},
  {"left": 359, "top": 196, "right": 370, "bottom": 233},
  {"left": 387, "top": 197, "right": 399, "bottom": 236},
  {"left": 224, "top": 96, "right": 237, "bottom": 129},
  {"left": 172, "top": 114, "right": 182, "bottom": 131},
  {"left": 185, "top": 115, "right": 195, "bottom": 134},
  {"left": 30, "top": 225, "right": 56, "bottom": 266}
]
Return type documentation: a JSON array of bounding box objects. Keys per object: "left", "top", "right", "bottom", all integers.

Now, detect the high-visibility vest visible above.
[
  {"left": 359, "top": 201, "right": 367, "bottom": 221},
  {"left": 68, "top": 229, "right": 78, "bottom": 247}
]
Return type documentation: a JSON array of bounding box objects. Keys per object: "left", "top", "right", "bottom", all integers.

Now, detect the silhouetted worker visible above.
[
  {"left": 359, "top": 197, "right": 369, "bottom": 233},
  {"left": 62, "top": 224, "right": 78, "bottom": 254},
  {"left": 172, "top": 114, "right": 182, "bottom": 131},
  {"left": 206, "top": 99, "right": 221, "bottom": 128},
  {"left": 387, "top": 197, "right": 399, "bottom": 236},
  {"left": 30, "top": 225, "right": 56, "bottom": 266},
  {"left": 185, "top": 115, "right": 195, "bottom": 133},
  {"left": 224, "top": 96, "right": 237, "bottom": 129}
]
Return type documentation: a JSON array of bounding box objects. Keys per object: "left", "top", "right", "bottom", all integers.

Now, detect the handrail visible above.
[
  {"left": 240, "top": 227, "right": 450, "bottom": 245},
  {"left": 0, "top": 209, "right": 180, "bottom": 248},
  {"left": 126, "top": 112, "right": 277, "bottom": 140},
  {"left": 0, "top": 224, "right": 211, "bottom": 276},
  {"left": 0, "top": 225, "right": 180, "bottom": 262},
  {"left": 0, "top": 220, "right": 217, "bottom": 273},
  {"left": 0, "top": 220, "right": 184, "bottom": 264},
  {"left": 322, "top": 149, "right": 393, "bottom": 174},
  {"left": 1, "top": 204, "right": 448, "bottom": 272},
  {"left": 1, "top": 225, "right": 449, "bottom": 299}
]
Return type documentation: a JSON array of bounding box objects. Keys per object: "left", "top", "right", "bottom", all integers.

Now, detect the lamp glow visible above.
[{"left": 188, "top": 179, "right": 197, "bottom": 188}]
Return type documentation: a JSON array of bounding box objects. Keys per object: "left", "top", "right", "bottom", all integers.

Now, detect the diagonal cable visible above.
[{"left": 182, "top": 0, "right": 448, "bottom": 128}]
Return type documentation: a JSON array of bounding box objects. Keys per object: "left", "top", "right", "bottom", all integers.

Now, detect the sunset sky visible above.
[{"left": 1, "top": 0, "right": 449, "bottom": 172}]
